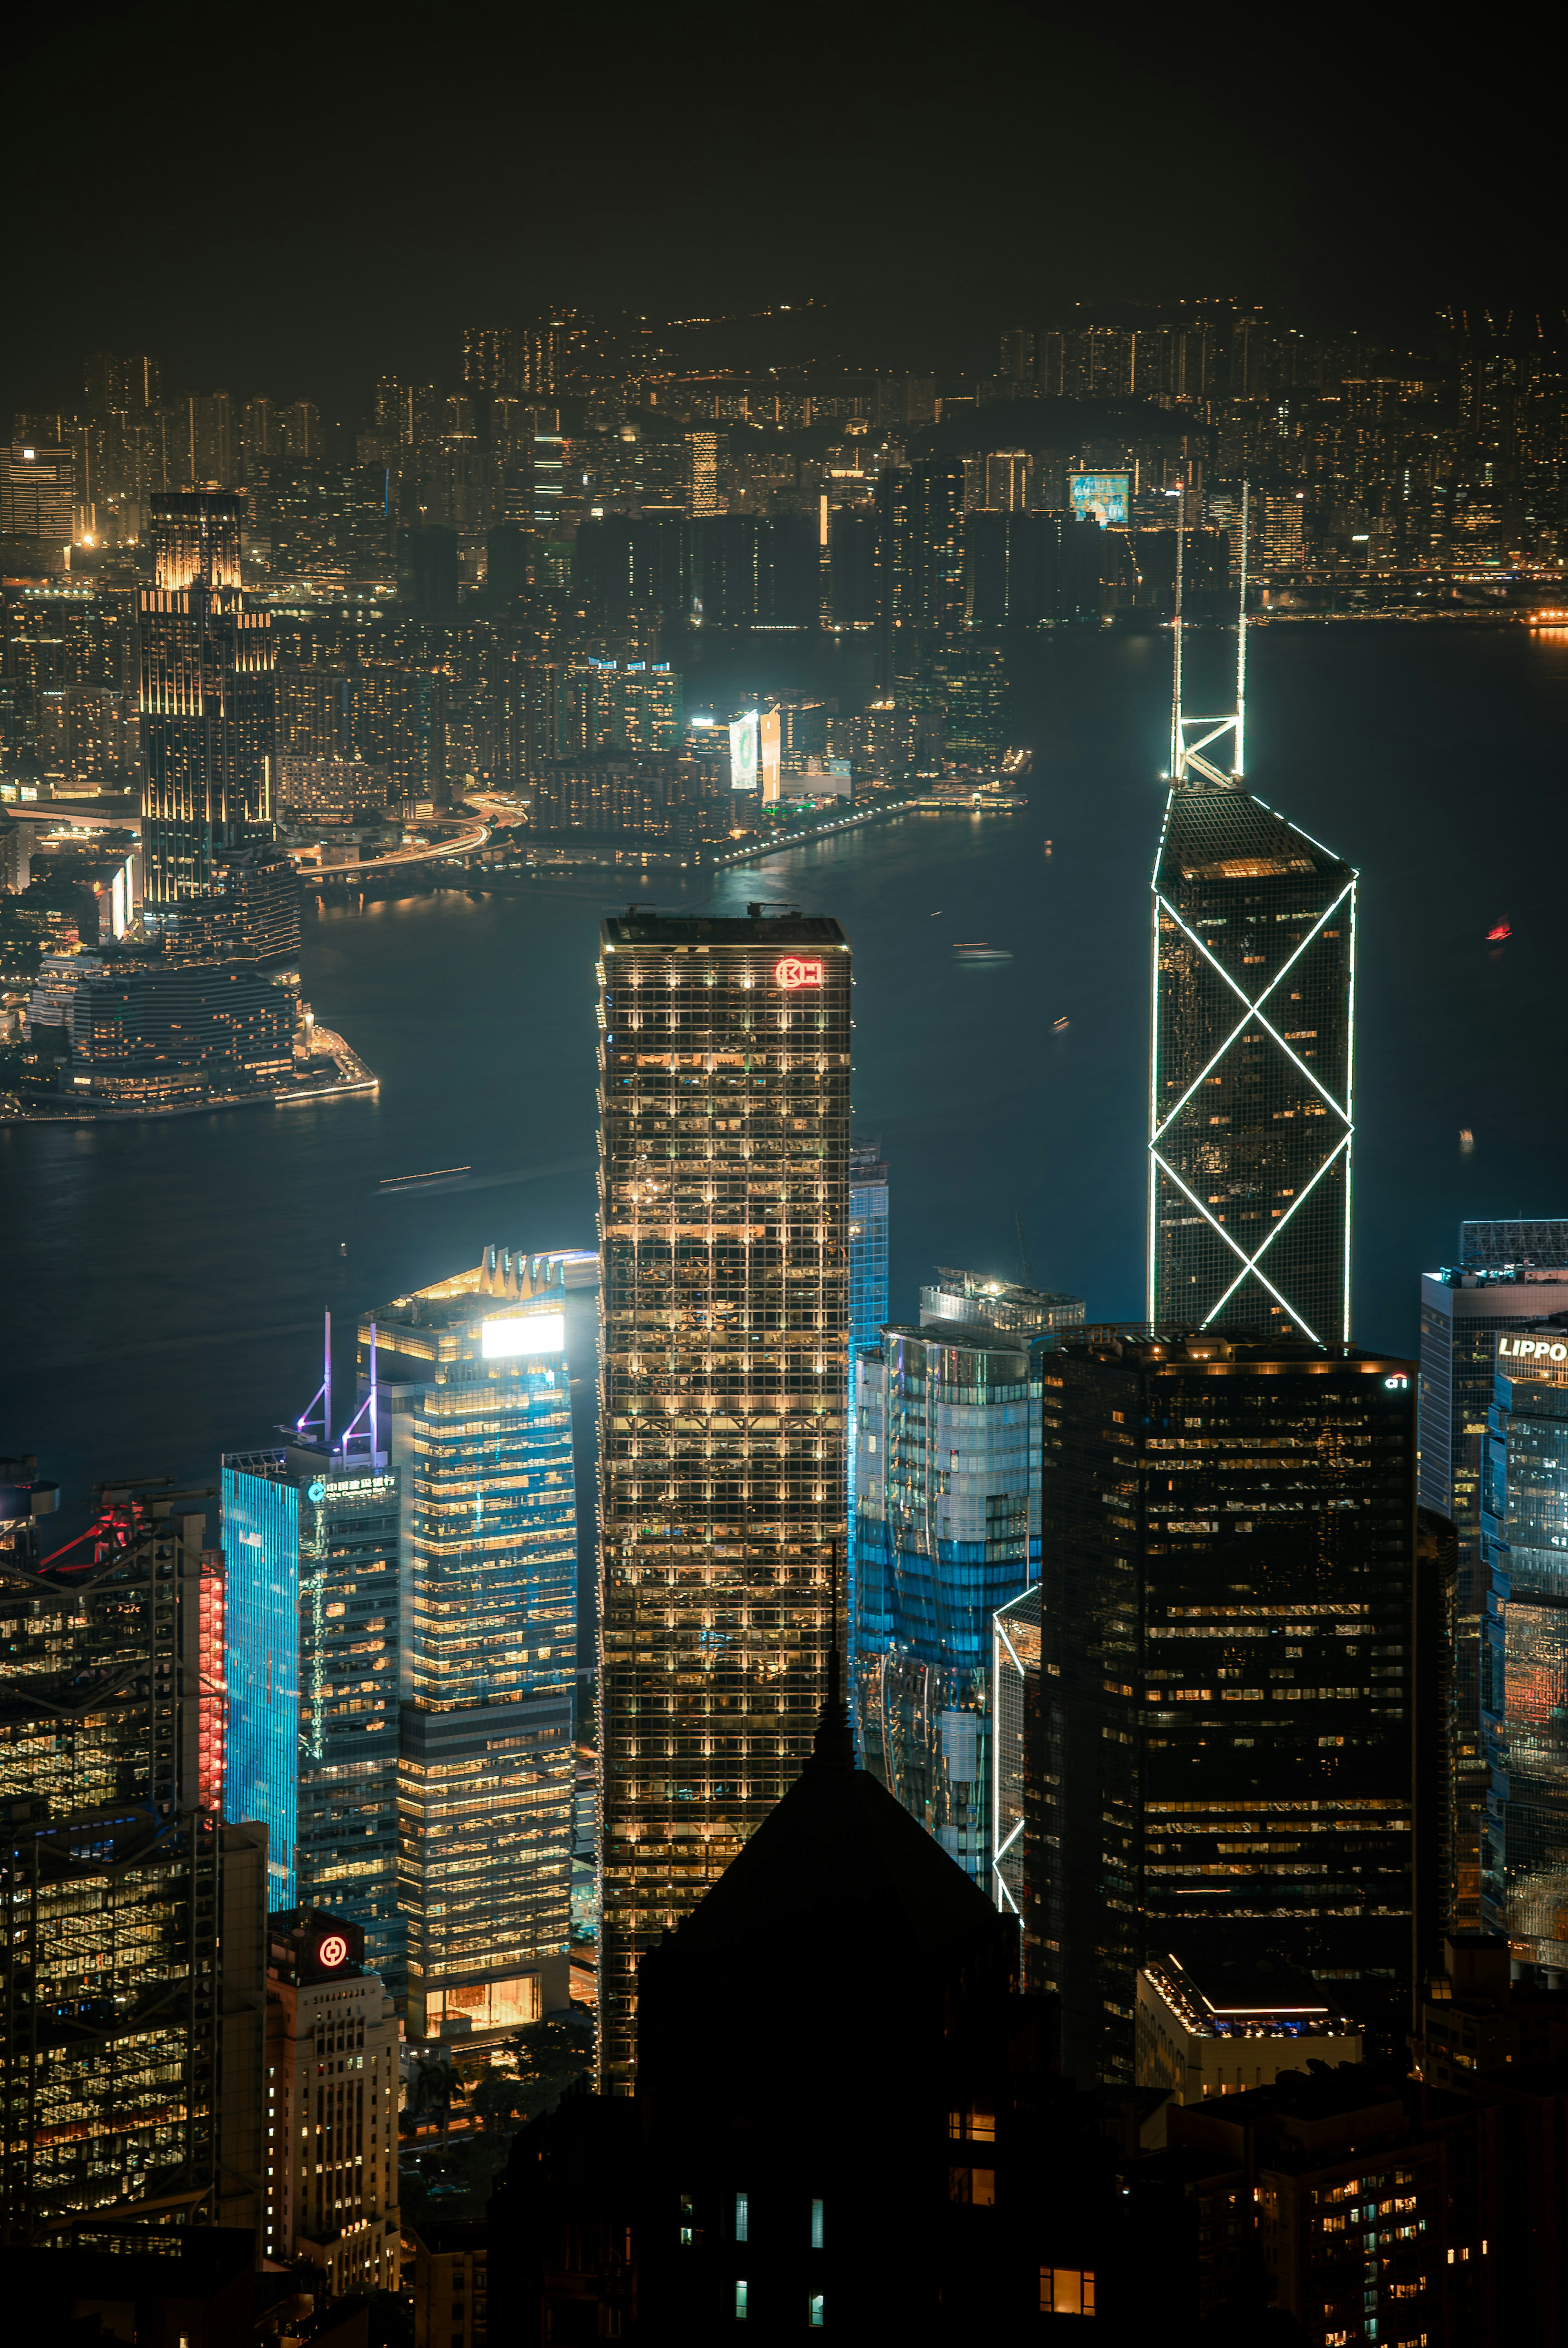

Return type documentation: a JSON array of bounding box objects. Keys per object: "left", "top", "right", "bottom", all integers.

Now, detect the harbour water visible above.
[{"left": 4, "top": 620, "right": 1566, "bottom": 1536}]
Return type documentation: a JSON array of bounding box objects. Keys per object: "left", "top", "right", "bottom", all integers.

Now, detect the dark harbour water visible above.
[{"left": 4, "top": 621, "right": 1567, "bottom": 1551}]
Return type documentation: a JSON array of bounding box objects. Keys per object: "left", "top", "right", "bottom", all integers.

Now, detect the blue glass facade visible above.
[
  {"left": 850, "top": 1325, "right": 1041, "bottom": 1884},
  {"left": 1479, "top": 1338, "right": 1568, "bottom": 1964},
  {"left": 222, "top": 1457, "right": 301, "bottom": 1908}
]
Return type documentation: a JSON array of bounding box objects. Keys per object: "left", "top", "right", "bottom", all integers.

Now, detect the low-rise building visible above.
[
  {"left": 263, "top": 1909, "right": 400, "bottom": 2294},
  {"left": 411, "top": 2219, "right": 488, "bottom": 2348},
  {"left": 1136, "top": 1953, "right": 1362, "bottom": 2122}
]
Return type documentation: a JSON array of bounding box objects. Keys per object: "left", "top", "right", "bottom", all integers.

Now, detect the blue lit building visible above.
[
  {"left": 222, "top": 1454, "right": 302, "bottom": 1909},
  {"left": 848, "top": 1144, "right": 889, "bottom": 1528},
  {"left": 850, "top": 1324, "right": 1041, "bottom": 1885},
  {"left": 1479, "top": 1324, "right": 1568, "bottom": 1965},
  {"left": 849, "top": 1144, "right": 890, "bottom": 1366}
]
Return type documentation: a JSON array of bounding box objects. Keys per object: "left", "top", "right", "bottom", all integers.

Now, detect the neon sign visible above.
[
  {"left": 774, "top": 957, "right": 823, "bottom": 990},
  {"left": 316, "top": 1932, "right": 349, "bottom": 1969},
  {"left": 1499, "top": 1335, "right": 1568, "bottom": 1363}
]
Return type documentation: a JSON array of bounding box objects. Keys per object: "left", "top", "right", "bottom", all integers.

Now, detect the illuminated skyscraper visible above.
[
  {"left": 139, "top": 490, "right": 276, "bottom": 911},
  {"left": 848, "top": 1143, "right": 889, "bottom": 1371},
  {"left": 1149, "top": 783, "right": 1356, "bottom": 1342},
  {"left": 1149, "top": 507, "right": 1356, "bottom": 1346},
  {"left": 850, "top": 1324, "right": 1040, "bottom": 1885},
  {"left": 1029, "top": 1328, "right": 1421, "bottom": 2083},
  {"left": 1479, "top": 1325, "right": 1568, "bottom": 1964},
  {"left": 367, "top": 1250, "right": 579, "bottom": 2036},
  {"left": 595, "top": 908, "right": 851, "bottom": 2089},
  {"left": 222, "top": 1451, "right": 303, "bottom": 1909},
  {"left": 0, "top": 1472, "right": 225, "bottom": 2244},
  {"left": 1418, "top": 1229, "right": 1568, "bottom": 1929}
]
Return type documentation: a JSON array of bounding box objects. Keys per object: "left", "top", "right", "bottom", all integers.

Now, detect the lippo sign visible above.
[
  {"left": 774, "top": 956, "right": 824, "bottom": 989},
  {"left": 1498, "top": 1333, "right": 1568, "bottom": 1365}
]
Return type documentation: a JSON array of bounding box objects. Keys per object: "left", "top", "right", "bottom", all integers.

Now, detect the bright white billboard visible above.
[
  {"left": 729, "top": 709, "right": 760, "bottom": 792},
  {"left": 481, "top": 1310, "right": 566, "bottom": 1359}
]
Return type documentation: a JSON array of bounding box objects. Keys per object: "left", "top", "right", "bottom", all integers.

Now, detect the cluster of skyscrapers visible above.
[{"left": 11, "top": 499, "right": 1568, "bottom": 2348}]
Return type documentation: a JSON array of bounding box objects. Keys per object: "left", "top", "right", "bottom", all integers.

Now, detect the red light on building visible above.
[
  {"left": 774, "top": 956, "right": 824, "bottom": 990},
  {"left": 1487, "top": 921, "right": 1512, "bottom": 941},
  {"left": 316, "top": 1931, "right": 349, "bottom": 1970}
]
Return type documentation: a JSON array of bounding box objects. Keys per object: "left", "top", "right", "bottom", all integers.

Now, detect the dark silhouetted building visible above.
[
  {"left": 1029, "top": 1327, "right": 1421, "bottom": 2084},
  {"left": 397, "top": 524, "right": 461, "bottom": 615}
]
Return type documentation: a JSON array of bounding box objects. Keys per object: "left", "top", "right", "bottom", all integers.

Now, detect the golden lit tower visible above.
[
  {"left": 139, "top": 489, "right": 275, "bottom": 910},
  {"left": 595, "top": 908, "right": 852, "bottom": 2089}
]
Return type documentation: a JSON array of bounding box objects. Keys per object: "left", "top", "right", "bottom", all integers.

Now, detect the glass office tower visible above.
[
  {"left": 596, "top": 908, "right": 851, "bottom": 2089},
  {"left": 1480, "top": 1329, "right": 1568, "bottom": 1965},
  {"left": 1418, "top": 1226, "right": 1568, "bottom": 1929},
  {"left": 368, "top": 1251, "right": 577, "bottom": 2036},
  {"left": 851, "top": 1325, "right": 1040, "bottom": 1885},
  {"left": 849, "top": 1144, "right": 890, "bottom": 1365},
  {"left": 1033, "top": 1328, "right": 1419, "bottom": 2085},
  {"left": 1150, "top": 782, "right": 1356, "bottom": 1345},
  {"left": 222, "top": 1454, "right": 303, "bottom": 1909}
]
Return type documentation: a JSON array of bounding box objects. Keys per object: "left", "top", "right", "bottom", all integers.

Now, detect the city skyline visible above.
[{"left": 5, "top": 37, "right": 1568, "bottom": 2319}]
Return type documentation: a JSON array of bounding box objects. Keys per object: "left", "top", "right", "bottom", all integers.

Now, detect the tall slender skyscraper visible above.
[
  {"left": 596, "top": 907, "right": 851, "bottom": 2089},
  {"left": 1149, "top": 493, "right": 1356, "bottom": 1344},
  {"left": 139, "top": 489, "right": 275, "bottom": 911}
]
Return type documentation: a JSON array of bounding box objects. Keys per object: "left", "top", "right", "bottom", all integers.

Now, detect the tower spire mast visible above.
[
  {"left": 1234, "top": 480, "right": 1250, "bottom": 777},
  {"left": 1169, "top": 483, "right": 1184, "bottom": 778}
]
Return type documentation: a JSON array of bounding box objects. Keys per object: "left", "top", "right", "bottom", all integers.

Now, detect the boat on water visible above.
[
  {"left": 953, "top": 942, "right": 1013, "bottom": 961},
  {"left": 1000, "top": 746, "right": 1034, "bottom": 780}
]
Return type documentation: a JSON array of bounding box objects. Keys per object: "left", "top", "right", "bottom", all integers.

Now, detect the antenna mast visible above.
[
  {"left": 1170, "top": 475, "right": 1248, "bottom": 789},
  {"left": 1169, "top": 484, "right": 1184, "bottom": 777},
  {"left": 1234, "top": 479, "right": 1249, "bottom": 777}
]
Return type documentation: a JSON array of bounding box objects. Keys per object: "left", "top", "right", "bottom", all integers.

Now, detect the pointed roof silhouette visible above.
[{"left": 665, "top": 1713, "right": 1001, "bottom": 1960}]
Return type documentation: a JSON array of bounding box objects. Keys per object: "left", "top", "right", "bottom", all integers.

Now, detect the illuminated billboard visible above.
[
  {"left": 729, "top": 709, "right": 760, "bottom": 792},
  {"left": 481, "top": 1309, "right": 566, "bottom": 1359},
  {"left": 1069, "top": 471, "right": 1131, "bottom": 529},
  {"left": 760, "top": 707, "right": 782, "bottom": 804}
]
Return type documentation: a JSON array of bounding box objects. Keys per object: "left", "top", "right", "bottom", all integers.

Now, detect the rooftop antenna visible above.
[
  {"left": 339, "top": 1321, "right": 379, "bottom": 1462},
  {"left": 294, "top": 1311, "right": 332, "bottom": 1448},
  {"left": 1170, "top": 476, "right": 1249, "bottom": 789},
  {"left": 1234, "top": 479, "right": 1249, "bottom": 777}
]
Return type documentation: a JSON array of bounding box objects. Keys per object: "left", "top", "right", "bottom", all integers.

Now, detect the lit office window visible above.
[
  {"left": 735, "top": 2191, "right": 749, "bottom": 2242},
  {"left": 808, "top": 2294, "right": 824, "bottom": 2328},
  {"left": 810, "top": 2197, "right": 824, "bottom": 2249},
  {"left": 735, "top": 2279, "right": 748, "bottom": 2319},
  {"left": 1041, "top": 2268, "right": 1096, "bottom": 2315}
]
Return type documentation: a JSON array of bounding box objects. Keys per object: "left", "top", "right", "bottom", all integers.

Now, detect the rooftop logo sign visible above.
[
  {"left": 774, "top": 957, "right": 823, "bottom": 990},
  {"left": 1498, "top": 1333, "right": 1568, "bottom": 1363}
]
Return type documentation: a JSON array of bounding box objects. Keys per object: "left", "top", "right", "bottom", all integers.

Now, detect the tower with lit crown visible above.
[{"left": 1149, "top": 489, "right": 1356, "bottom": 1345}]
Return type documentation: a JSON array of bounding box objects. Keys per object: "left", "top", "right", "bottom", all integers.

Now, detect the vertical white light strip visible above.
[
  {"left": 1343, "top": 874, "right": 1358, "bottom": 1342},
  {"left": 1148, "top": 863, "right": 1163, "bottom": 1325}
]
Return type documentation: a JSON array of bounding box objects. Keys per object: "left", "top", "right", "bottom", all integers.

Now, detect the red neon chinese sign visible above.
[{"left": 774, "top": 956, "right": 824, "bottom": 990}]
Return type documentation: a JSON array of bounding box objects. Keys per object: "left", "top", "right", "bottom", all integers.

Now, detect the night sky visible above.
[{"left": 10, "top": 2, "right": 1561, "bottom": 416}]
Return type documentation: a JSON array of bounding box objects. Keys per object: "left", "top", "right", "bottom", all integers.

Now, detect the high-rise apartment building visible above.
[
  {"left": 263, "top": 1909, "right": 400, "bottom": 2289},
  {"left": 367, "top": 1250, "right": 577, "bottom": 2036},
  {"left": 595, "top": 908, "right": 852, "bottom": 2088},
  {"left": 873, "top": 457, "right": 964, "bottom": 677},
  {"left": 1418, "top": 1227, "right": 1568, "bottom": 1929},
  {"left": 1479, "top": 1327, "right": 1568, "bottom": 1965},
  {"left": 850, "top": 1324, "right": 1040, "bottom": 1885},
  {"left": 0, "top": 443, "right": 76, "bottom": 556},
  {"left": 139, "top": 490, "right": 276, "bottom": 911},
  {"left": 1030, "top": 1327, "right": 1421, "bottom": 2083},
  {"left": 1149, "top": 782, "right": 1356, "bottom": 1345}
]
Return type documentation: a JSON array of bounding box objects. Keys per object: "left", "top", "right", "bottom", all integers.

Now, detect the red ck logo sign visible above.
[{"left": 774, "top": 957, "right": 824, "bottom": 990}]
